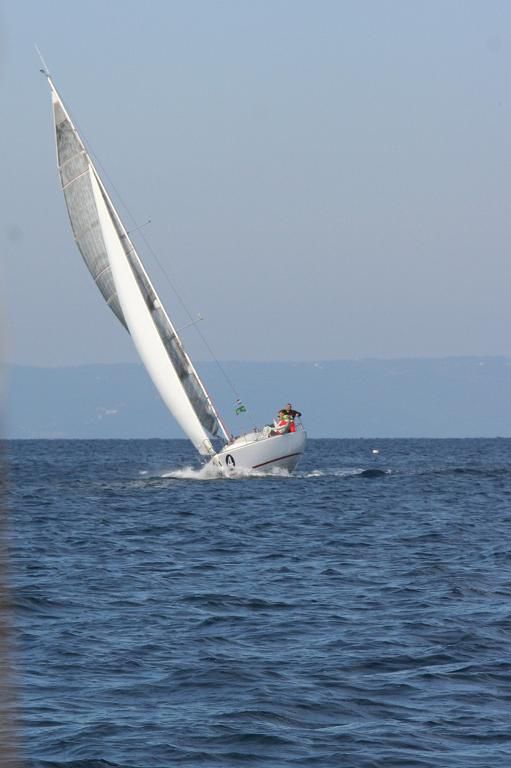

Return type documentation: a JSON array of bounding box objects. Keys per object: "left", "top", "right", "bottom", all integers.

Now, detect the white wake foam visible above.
[
  {"left": 159, "top": 463, "right": 294, "bottom": 481},
  {"left": 143, "top": 465, "right": 390, "bottom": 482}
]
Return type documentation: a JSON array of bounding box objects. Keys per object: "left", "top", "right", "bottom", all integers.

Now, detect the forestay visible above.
[{"left": 51, "top": 83, "right": 229, "bottom": 455}]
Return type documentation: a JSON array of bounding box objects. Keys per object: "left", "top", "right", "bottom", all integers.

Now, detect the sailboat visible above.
[{"left": 44, "top": 73, "right": 306, "bottom": 472}]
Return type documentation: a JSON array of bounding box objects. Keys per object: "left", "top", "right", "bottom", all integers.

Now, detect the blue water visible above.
[{"left": 6, "top": 438, "right": 511, "bottom": 767}]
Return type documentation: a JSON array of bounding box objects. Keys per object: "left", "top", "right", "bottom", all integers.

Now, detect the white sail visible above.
[
  {"left": 88, "top": 167, "right": 213, "bottom": 455},
  {"left": 50, "top": 81, "right": 229, "bottom": 455}
]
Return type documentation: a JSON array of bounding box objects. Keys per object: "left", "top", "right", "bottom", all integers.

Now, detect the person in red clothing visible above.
[{"left": 270, "top": 410, "right": 291, "bottom": 436}]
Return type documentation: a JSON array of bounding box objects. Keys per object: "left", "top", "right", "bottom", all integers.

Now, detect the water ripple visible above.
[{"left": 5, "top": 438, "right": 511, "bottom": 766}]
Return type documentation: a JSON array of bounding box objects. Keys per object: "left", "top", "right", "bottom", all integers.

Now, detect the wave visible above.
[
  {"left": 30, "top": 762, "right": 122, "bottom": 768},
  {"left": 140, "top": 462, "right": 506, "bottom": 483},
  {"left": 151, "top": 464, "right": 393, "bottom": 481},
  {"left": 294, "top": 467, "right": 391, "bottom": 479},
  {"left": 159, "top": 464, "right": 293, "bottom": 481},
  {"left": 296, "top": 465, "right": 509, "bottom": 481}
]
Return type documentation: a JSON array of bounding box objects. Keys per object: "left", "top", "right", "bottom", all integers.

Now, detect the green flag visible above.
[{"left": 235, "top": 402, "right": 247, "bottom": 415}]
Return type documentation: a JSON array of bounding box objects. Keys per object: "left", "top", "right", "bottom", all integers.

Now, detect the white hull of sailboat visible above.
[{"left": 211, "top": 428, "right": 307, "bottom": 473}]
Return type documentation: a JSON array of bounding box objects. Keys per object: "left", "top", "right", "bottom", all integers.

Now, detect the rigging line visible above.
[
  {"left": 79, "top": 133, "right": 244, "bottom": 404},
  {"left": 137, "top": 229, "right": 244, "bottom": 403},
  {"left": 78, "top": 136, "right": 198, "bottom": 324},
  {"left": 126, "top": 219, "right": 151, "bottom": 237},
  {"left": 35, "top": 44, "right": 51, "bottom": 78},
  {"left": 135, "top": 226, "right": 244, "bottom": 404},
  {"left": 140, "top": 226, "right": 241, "bottom": 400},
  {"left": 130, "top": 220, "right": 244, "bottom": 401}
]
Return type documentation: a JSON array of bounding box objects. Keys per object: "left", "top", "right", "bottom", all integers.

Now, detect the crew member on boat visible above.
[
  {"left": 271, "top": 410, "right": 291, "bottom": 436},
  {"left": 282, "top": 403, "right": 301, "bottom": 432},
  {"left": 283, "top": 403, "right": 301, "bottom": 419},
  {"left": 262, "top": 410, "right": 290, "bottom": 437}
]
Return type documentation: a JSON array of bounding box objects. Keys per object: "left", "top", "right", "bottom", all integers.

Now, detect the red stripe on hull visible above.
[{"left": 252, "top": 451, "right": 303, "bottom": 469}]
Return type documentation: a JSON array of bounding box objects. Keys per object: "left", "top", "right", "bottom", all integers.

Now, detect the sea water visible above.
[{"left": 4, "top": 438, "right": 511, "bottom": 767}]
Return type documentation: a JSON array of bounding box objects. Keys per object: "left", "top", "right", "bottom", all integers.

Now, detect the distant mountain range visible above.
[{"left": 4, "top": 357, "right": 511, "bottom": 438}]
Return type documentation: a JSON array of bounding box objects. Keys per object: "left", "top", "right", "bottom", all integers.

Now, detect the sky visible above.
[{"left": 2, "top": 0, "right": 511, "bottom": 367}]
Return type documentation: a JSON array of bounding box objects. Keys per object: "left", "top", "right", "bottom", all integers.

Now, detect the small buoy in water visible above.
[{"left": 372, "top": 449, "right": 379, "bottom": 455}]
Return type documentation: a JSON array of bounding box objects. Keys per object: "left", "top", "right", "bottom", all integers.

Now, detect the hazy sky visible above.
[{"left": 2, "top": 0, "right": 511, "bottom": 366}]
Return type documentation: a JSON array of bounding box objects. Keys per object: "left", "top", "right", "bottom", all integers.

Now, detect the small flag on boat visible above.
[{"left": 235, "top": 400, "right": 247, "bottom": 415}]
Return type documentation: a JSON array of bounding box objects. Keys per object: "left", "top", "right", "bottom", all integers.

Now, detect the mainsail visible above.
[{"left": 50, "top": 79, "right": 229, "bottom": 455}]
